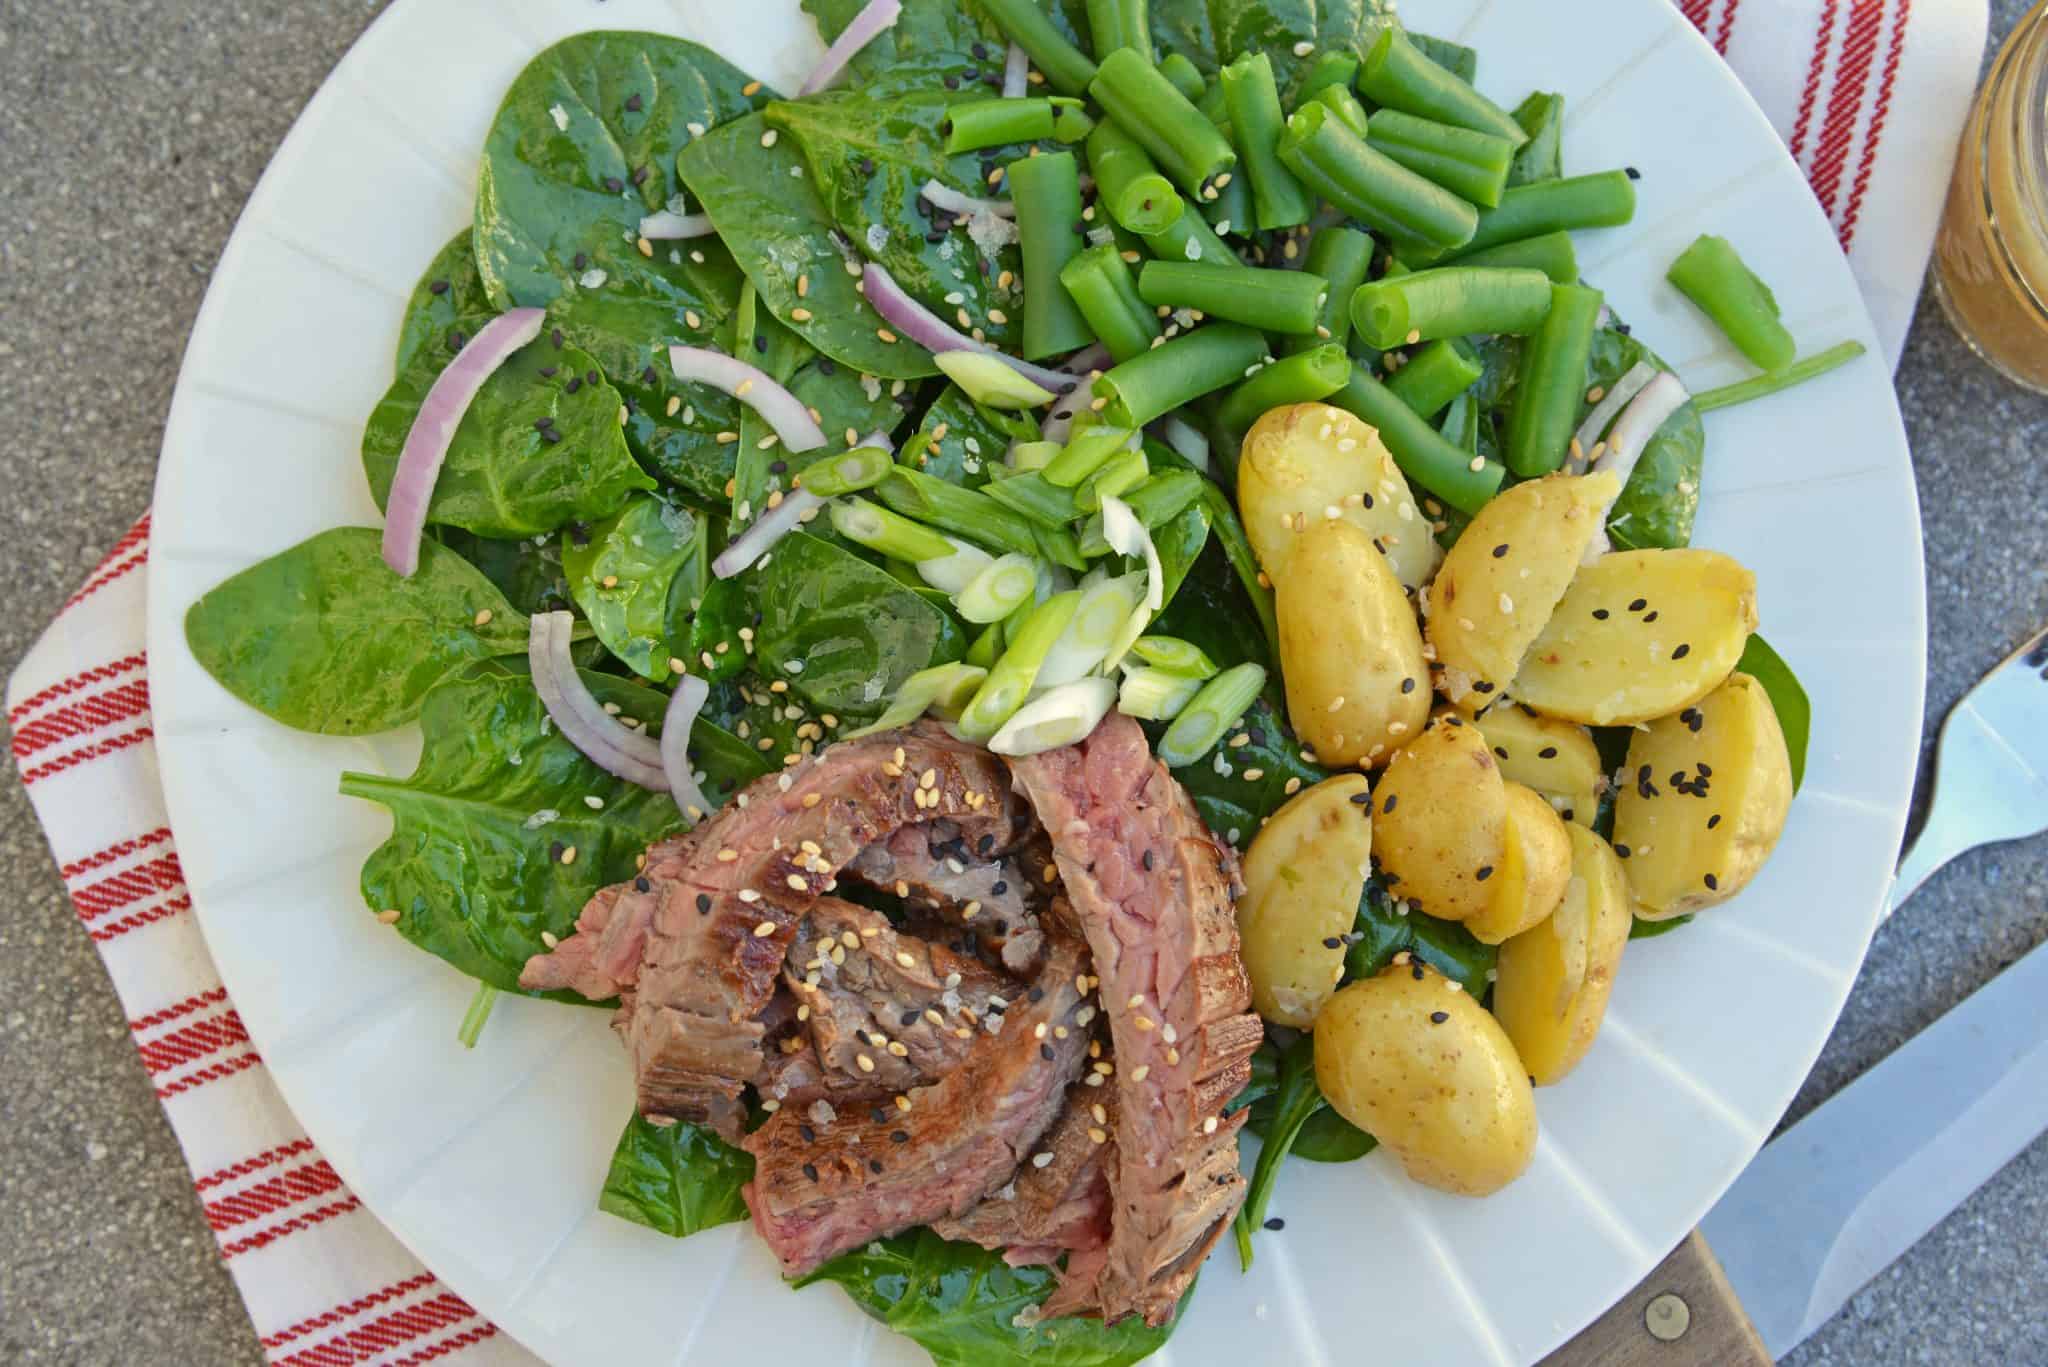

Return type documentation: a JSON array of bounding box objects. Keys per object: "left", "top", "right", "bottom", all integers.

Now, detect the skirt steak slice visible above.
[{"left": 931, "top": 1083, "right": 1114, "bottom": 1267}]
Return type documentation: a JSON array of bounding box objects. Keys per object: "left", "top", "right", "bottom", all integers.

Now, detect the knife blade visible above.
[{"left": 1698, "top": 933, "right": 2048, "bottom": 1359}]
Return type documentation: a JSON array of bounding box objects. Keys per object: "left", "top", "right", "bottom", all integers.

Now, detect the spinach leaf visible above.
[
  {"left": 1631, "top": 913, "right": 1694, "bottom": 940},
  {"left": 1283, "top": 1104, "right": 1377, "bottom": 1162},
  {"left": 1161, "top": 698, "right": 1325, "bottom": 847},
  {"left": 731, "top": 304, "right": 814, "bottom": 525},
  {"left": 1152, "top": 496, "right": 1214, "bottom": 609},
  {"left": 364, "top": 324, "right": 654, "bottom": 539},
  {"left": 1147, "top": 0, "right": 1219, "bottom": 77},
  {"left": 599, "top": 1113, "right": 753, "bottom": 1237},
  {"left": 805, "top": 0, "right": 1005, "bottom": 92},
  {"left": 564, "top": 493, "right": 707, "bottom": 682},
  {"left": 434, "top": 529, "right": 575, "bottom": 616},
  {"left": 753, "top": 531, "right": 969, "bottom": 720},
  {"left": 184, "top": 528, "right": 530, "bottom": 736},
  {"left": 1151, "top": 540, "right": 1275, "bottom": 683},
  {"left": 1202, "top": 0, "right": 1395, "bottom": 97},
  {"left": 798, "top": 1227, "right": 1177, "bottom": 1367},
  {"left": 339, "top": 669, "right": 768, "bottom": 996},
  {"left": 1344, "top": 882, "right": 1497, "bottom": 998},
  {"left": 1508, "top": 92, "right": 1564, "bottom": 187},
  {"left": 1232, "top": 1032, "right": 1331, "bottom": 1268},
  {"left": 678, "top": 110, "right": 934, "bottom": 381},
  {"left": 675, "top": 575, "right": 756, "bottom": 684},
  {"left": 1408, "top": 33, "right": 1479, "bottom": 84},
  {"left": 397, "top": 232, "right": 496, "bottom": 372},
  {"left": 900, "top": 384, "right": 1036, "bottom": 488},
  {"left": 1737, "top": 633, "right": 1811, "bottom": 791}
]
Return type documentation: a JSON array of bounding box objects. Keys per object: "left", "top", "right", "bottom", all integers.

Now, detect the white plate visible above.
[{"left": 145, "top": 2, "right": 1926, "bottom": 1363}]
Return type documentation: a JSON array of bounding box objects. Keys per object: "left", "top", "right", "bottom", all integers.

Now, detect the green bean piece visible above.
[
  {"left": 1203, "top": 164, "right": 1255, "bottom": 238},
  {"left": 1139, "top": 260, "right": 1330, "bottom": 335},
  {"left": 1446, "top": 171, "right": 1639, "bottom": 261},
  {"left": 793, "top": 444, "right": 893, "bottom": 498},
  {"left": 947, "top": 98, "right": 1057, "bottom": 155},
  {"left": 1286, "top": 227, "right": 1376, "bottom": 355},
  {"left": 973, "top": 0, "right": 1098, "bottom": 96},
  {"left": 1215, "top": 345, "right": 1352, "bottom": 433},
  {"left": 1667, "top": 234, "right": 1798, "bottom": 373},
  {"left": 1508, "top": 92, "right": 1564, "bottom": 186},
  {"left": 1691, "top": 341, "right": 1868, "bottom": 413},
  {"left": 1277, "top": 104, "right": 1478, "bottom": 253},
  {"left": 1329, "top": 371, "right": 1506, "bottom": 516},
  {"left": 877, "top": 468, "right": 1084, "bottom": 568},
  {"left": 1359, "top": 27, "right": 1525, "bottom": 147},
  {"left": 1220, "top": 53, "right": 1312, "bottom": 231},
  {"left": 1045, "top": 425, "right": 1140, "bottom": 487},
  {"left": 1311, "top": 85, "right": 1372, "bottom": 141},
  {"left": 1157, "top": 662, "right": 1268, "bottom": 767},
  {"left": 1408, "top": 33, "right": 1480, "bottom": 84},
  {"left": 1383, "top": 339, "right": 1482, "bottom": 420},
  {"left": 965, "top": 623, "right": 1003, "bottom": 669},
  {"left": 1076, "top": 444, "right": 1150, "bottom": 512},
  {"left": 1086, "top": 121, "right": 1185, "bottom": 235},
  {"left": 1060, "top": 244, "right": 1161, "bottom": 363},
  {"left": 982, "top": 469, "right": 1082, "bottom": 526},
  {"left": 1505, "top": 283, "right": 1605, "bottom": 477},
  {"left": 1366, "top": 109, "right": 1514, "bottom": 209},
  {"left": 1349, "top": 266, "right": 1554, "bottom": 349},
  {"left": 830, "top": 496, "right": 959, "bottom": 562},
  {"left": 1141, "top": 198, "right": 1235, "bottom": 265},
  {"left": 1086, "top": 0, "right": 1153, "bottom": 62},
  {"left": 1090, "top": 48, "right": 1238, "bottom": 200},
  {"left": 1131, "top": 634, "right": 1220, "bottom": 678},
  {"left": 1093, "top": 323, "right": 1269, "bottom": 428},
  {"left": 458, "top": 983, "right": 498, "bottom": 1048},
  {"left": 1453, "top": 230, "right": 1580, "bottom": 284},
  {"left": 1296, "top": 50, "right": 1361, "bottom": 102},
  {"left": 1008, "top": 151, "right": 1096, "bottom": 359},
  {"left": 1159, "top": 51, "right": 1206, "bottom": 101},
  {"left": 954, "top": 590, "right": 1084, "bottom": 741}
]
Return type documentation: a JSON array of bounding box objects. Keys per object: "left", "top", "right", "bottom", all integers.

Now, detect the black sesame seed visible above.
[
  {"left": 1142, "top": 849, "right": 1155, "bottom": 871},
  {"left": 548, "top": 840, "right": 565, "bottom": 862},
  {"left": 1615, "top": 843, "right": 1631, "bottom": 857},
  {"left": 890, "top": 1129, "right": 910, "bottom": 1143},
  {"left": 1672, "top": 643, "right": 1692, "bottom": 659},
  {"left": 1400, "top": 676, "right": 1417, "bottom": 695},
  {"left": 1593, "top": 608, "right": 1611, "bottom": 620},
  {"left": 447, "top": 328, "right": 467, "bottom": 351},
  {"left": 1560, "top": 809, "right": 1574, "bottom": 822},
  {"left": 1349, "top": 791, "right": 1372, "bottom": 806},
  {"left": 803, "top": 1162, "right": 820, "bottom": 1181},
  {"left": 642, "top": 365, "right": 659, "bottom": 385},
  {"left": 1362, "top": 492, "right": 1374, "bottom": 509},
  {"left": 1643, "top": 610, "right": 1659, "bottom": 623},
  {"left": 901, "top": 1010, "right": 920, "bottom": 1028},
  {"left": 1475, "top": 865, "right": 1494, "bottom": 881},
  {"left": 551, "top": 328, "right": 565, "bottom": 348},
  {"left": 625, "top": 93, "right": 644, "bottom": 113},
  {"left": 586, "top": 369, "right": 600, "bottom": 385},
  {"left": 1264, "top": 1217, "right": 1286, "bottom": 1230},
  {"left": 1704, "top": 873, "right": 1719, "bottom": 890},
  {"left": 1411, "top": 962, "right": 1425, "bottom": 980},
  {"left": 539, "top": 366, "right": 558, "bottom": 378},
  {"left": 632, "top": 166, "right": 650, "bottom": 186},
  {"left": 1028, "top": 986, "right": 1045, "bottom": 1002},
  {"left": 1383, "top": 794, "right": 1398, "bottom": 814},
  {"left": 770, "top": 460, "right": 788, "bottom": 474},
  {"left": 1538, "top": 746, "right": 1558, "bottom": 759},
  {"left": 754, "top": 335, "right": 769, "bottom": 354},
  {"left": 799, "top": 1123, "right": 816, "bottom": 1142},
  {"left": 1322, "top": 936, "right": 1342, "bottom": 949},
  {"left": 1625, "top": 166, "right": 1642, "bottom": 179},
  {"left": 574, "top": 253, "right": 589, "bottom": 270},
  {"left": 428, "top": 279, "right": 450, "bottom": 295},
  {"left": 992, "top": 880, "right": 1009, "bottom": 895},
  {"left": 1493, "top": 746, "right": 1509, "bottom": 759},
  {"left": 1708, "top": 814, "right": 1722, "bottom": 829},
  {"left": 869, "top": 1158, "right": 884, "bottom": 1174},
  {"left": 1473, "top": 680, "right": 1496, "bottom": 693},
  {"left": 1628, "top": 598, "right": 1647, "bottom": 612},
  {"left": 543, "top": 430, "right": 561, "bottom": 444},
  {"left": 1429, "top": 1010, "right": 1449, "bottom": 1024},
  {"left": 566, "top": 378, "right": 583, "bottom": 394},
  {"left": 871, "top": 1107, "right": 890, "bottom": 1125},
  {"left": 1040, "top": 1043, "right": 1056, "bottom": 1061},
  {"left": 697, "top": 893, "right": 713, "bottom": 914},
  {"left": 634, "top": 876, "right": 652, "bottom": 894},
  {"left": 604, "top": 176, "right": 624, "bottom": 193},
  {"left": 859, "top": 157, "right": 876, "bottom": 176},
  {"left": 1491, "top": 543, "right": 1509, "bottom": 558},
  {"left": 944, "top": 74, "right": 960, "bottom": 89}
]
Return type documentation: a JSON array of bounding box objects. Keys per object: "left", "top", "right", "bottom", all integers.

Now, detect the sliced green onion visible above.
[
  {"left": 1010, "top": 440, "right": 1062, "bottom": 472},
  {"left": 965, "top": 621, "right": 1003, "bottom": 669},
  {"left": 955, "top": 590, "right": 1084, "bottom": 742},
  {"left": 793, "top": 445, "right": 893, "bottom": 497},
  {"left": 843, "top": 662, "right": 991, "bottom": 739},
  {"left": 831, "top": 496, "right": 957, "bottom": 562},
  {"left": 956, "top": 553, "right": 1041, "bottom": 623},
  {"left": 1044, "top": 425, "right": 1140, "bottom": 487},
  {"left": 1156, "top": 662, "right": 1266, "bottom": 767},
  {"left": 1039, "top": 574, "right": 1144, "bottom": 686},
  {"left": 981, "top": 470, "right": 1081, "bottom": 527},
  {"left": 914, "top": 536, "right": 997, "bottom": 594},
  {"left": 1130, "top": 635, "right": 1219, "bottom": 678},
  {"left": 934, "top": 351, "right": 1059, "bottom": 409},
  {"left": 988, "top": 677, "right": 1119, "bottom": 756},
  {"left": 457, "top": 983, "right": 498, "bottom": 1049},
  {"left": 1076, "top": 444, "right": 1150, "bottom": 512},
  {"left": 1118, "top": 666, "right": 1203, "bottom": 720}
]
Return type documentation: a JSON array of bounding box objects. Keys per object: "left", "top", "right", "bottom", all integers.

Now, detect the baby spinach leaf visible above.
[
  {"left": 675, "top": 575, "right": 756, "bottom": 684},
  {"left": 564, "top": 493, "right": 707, "bottom": 682},
  {"left": 1203, "top": 0, "right": 1394, "bottom": 97},
  {"left": 1243, "top": 1032, "right": 1376, "bottom": 1165},
  {"left": 364, "top": 325, "right": 654, "bottom": 539},
  {"left": 599, "top": 1113, "right": 753, "bottom": 1237},
  {"left": 434, "top": 529, "right": 575, "bottom": 616},
  {"left": 1738, "top": 633, "right": 1810, "bottom": 791},
  {"left": 1283, "top": 1104, "right": 1377, "bottom": 1162},
  {"left": 805, "top": 0, "right": 1005, "bottom": 93},
  {"left": 1161, "top": 698, "right": 1325, "bottom": 846},
  {"left": 184, "top": 528, "right": 530, "bottom": 736},
  {"left": 731, "top": 305, "right": 814, "bottom": 525},
  {"left": 1344, "top": 881, "right": 1497, "bottom": 999},
  {"left": 1232, "top": 1032, "right": 1327, "bottom": 1268},
  {"left": 798, "top": 1227, "right": 1177, "bottom": 1367},
  {"left": 1631, "top": 913, "right": 1694, "bottom": 940},
  {"left": 1152, "top": 496, "right": 1214, "bottom": 609},
  {"left": 397, "top": 232, "right": 496, "bottom": 373},
  {"left": 899, "top": 384, "right": 1035, "bottom": 487},
  {"left": 1147, "top": 0, "right": 1219, "bottom": 78}
]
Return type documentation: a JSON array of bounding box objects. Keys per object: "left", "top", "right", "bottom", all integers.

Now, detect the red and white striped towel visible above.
[{"left": 3, "top": 3, "right": 1986, "bottom": 1363}]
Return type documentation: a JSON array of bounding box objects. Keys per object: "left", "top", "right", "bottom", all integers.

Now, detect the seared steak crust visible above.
[{"left": 931, "top": 1084, "right": 1114, "bottom": 1266}]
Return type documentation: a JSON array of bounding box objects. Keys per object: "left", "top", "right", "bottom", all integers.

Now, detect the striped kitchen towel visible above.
[{"left": 1, "top": 3, "right": 1987, "bottom": 1364}]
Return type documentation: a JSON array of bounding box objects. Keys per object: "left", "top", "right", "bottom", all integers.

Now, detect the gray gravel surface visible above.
[{"left": 0, "top": 3, "right": 2043, "bottom": 1364}]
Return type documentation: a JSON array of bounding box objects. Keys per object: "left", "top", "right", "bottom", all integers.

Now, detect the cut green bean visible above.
[
  {"left": 1692, "top": 341, "right": 1867, "bottom": 413},
  {"left": 983, "top": 469, "right": 1082, "bottom": 526},
  {"left": 1329, "top": 371, "right": 1506, "bottom": 516},
  {"left": 1008, "top": 151, "right": 1096, "bottom": 360},
  {"left": 1060, "top": 243, "right": 1161, "bottom": 363},
  {"left": 1118, "top": 667, "right": 1203, "bottom": 721},
  {"left": 965, "top": 622, "right": 1003, "bottom": 669},
  {"left": 793, "top": 444, "right": 893, "bottom": 498},
  {"left": 1286, "top": 226, "right": 1376, "bottom": 354},
  {"left": 1010, "top": 440, "right": 1060, "bottom": 472},
  {"left": 1131, "top": 634, "right": 1220, "bottom": 678},
  {"left": 1296, "top": 50, "right": 1361, "bottom": 101},
  {"left": 1366, "top": 109, "right": 1514, "bottom": 209},
  {"left": 1277, "top": 103, "right": 1478, "bottom": 252},
  {"left": 1077, "top": 444, "right": 1150, "bottom": 512},
  {"left": 954, "top": 589, "right": 1083, "bottom": 741},
  {"left": 1221, "top": 52, "right": 1312, "bottom": 231},
  {"left": 934, "top": 351, "right": 1058, "bottom": 409},
  {"left": 1086, "top": 0, "right": 1152, "bottom": 63},
  {"left": 1159, "top": 51, "right": 1206, "bottom": 101},
  {"left": 1046, "top": 425, "right": 1139, "bottom": 487},
  {"left": 1157, "top": 662, "right": 1267, "bottom": 767},
  {"left": 1215, "top": 345, "right": 1352, "bottom": 433},
  {"left": 877, "top": 468, "right": 1085, "bottom": 568},
  {"left": 1359, "top": 27, "right": 1526, "bottom": 147},
  {"left": 1508, "top": 92, "right": 1563, "bottom": 187},
  {"left": 1408, "top": 32, "right": 1480, "bottom": 85},
  {"left": 1667, "top": 234, "right": 1798, "bottom": 373},
  {"left": 1139, "top": 260, "right": 1330, "bottom": 335},
  {"left": 1093, "top": 323, "right": 1269, "bottom": 428},
  {"left": 1311, "top": 85, "right": 1372, "bottom": 141},
  {"left": 1350, "top": 266, "right": 1554, "bottom": 349},
  {"left": 1445, "top": 171, "right": 1639, "bottom": 261},
  {"left": 1452, "top": 229, "right": 1580, "bottom": 283},
  {"left": 1505, "top": 283, "right": 1605, "bottom": 477},
  {"left": 1090, "top": 48, "right": 1238, "bottom": 199},
  {"left": 1384, "top": 338, "right": 1482, "bottom": 420},
  {"left": 1142, "top": 201, "right": 1235, "bottom": 265},
  {"left": 457, "top": 983, "right": 497, "bottom": 1048},
  {"left": 1203, "top": 163, "right": 1255, "bottom": 238},
  {"left": 946, "top": 97, "right": 1091, "bottom": 154},
  {"left": 1086, "top": 121, "right": 1185, "bottom": 235},
  {"left": 830, "top": 496, "right": 958, "bottom": 562},
  {"left": 973, "top": 0, "right": 1098, "bottom": 95},
  {"left": 956, "top": 552, "right": 1041, "bottom": 624}
]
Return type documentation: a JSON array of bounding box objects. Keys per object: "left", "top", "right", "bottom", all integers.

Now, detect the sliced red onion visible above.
[
  {"left": 1041, "top": 380, "right": 1097, "bottom": 446},
  {"left": 1060, "top": 342, "right": 1112, "bottom": 375},
  {"left": 639, "top": 210, "right": 716, "bottom": 240},
  {"left": 922, "top": 179, "right": 1016, "bottom": 220},
  {"left": 1003, "top": 42, "right": 1030, "bottom": 98},
  {"left": 799, "top": 0, "right": 903, "bottom": 95},
  {"left": 670, "top": 346, "right": 828, "bottom": 454},
  {"left": 1570, "top": 361, "right": 1658, "bottom": 470},
  {"left": 1151, "top": 414, "right": 1211, "bottom": 473},
  {"left": 383, "top": 307, "right": 546, "bottom": 577},
  {"left": 528, "top": 612, "right": 668, "bottom": 789},
  {"left": 660, "top": 672, "right": 714, "bottom": 822},
  {"left": 1584, "top": 371, "right": 1691, "bottom": 562},
  {"left": 861, "top": 262, "right": 1079, "bottom": 393},
  {"left": 712, "top": 486, "right": 823, "bottom": 580}
]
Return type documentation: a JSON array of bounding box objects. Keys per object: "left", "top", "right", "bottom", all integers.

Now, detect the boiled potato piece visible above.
[
  {"left": 1494, "top": 825, "right": 1632, "bottom": 1084},
  {"left": 1238, "top": 774, "right": 1375, "bottom": 1027},
  {"left": 1278, "top": 521, "right": 1431, "bottom": 768},
  {"left": 1238, "top": 402, "right": 1441, "bottom": 590},
  {"left": 1315, "top": 964, "right": 1537, "bottom": 1196},
  {"left": 1512, "top": 550, "right": 1757, "bottom": 725},
  {"left": 1615, "top": 672, "right": 1792, "bottom": 919},
  {"left": 1462, "top": 782, "right": 1572, "bottom": 945},
  {"left": 1475, "top": 704, "right": 1602, "bottom": 827},
  {"left": 1424, "top": 473, "right": 1620, "bottom": 707},
  {"left": 1372, "top": 715, "right": 1505, "bottom": 921}
]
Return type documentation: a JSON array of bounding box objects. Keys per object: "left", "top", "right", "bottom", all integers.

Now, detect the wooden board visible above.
[{"left": 1542, "top": 1232, "right": 1769, "bottom": 1367}]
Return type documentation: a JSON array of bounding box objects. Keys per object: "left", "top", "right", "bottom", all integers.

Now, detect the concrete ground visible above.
[{"left": 0, "top": 1, "right": 2042, "bottom": 1363}]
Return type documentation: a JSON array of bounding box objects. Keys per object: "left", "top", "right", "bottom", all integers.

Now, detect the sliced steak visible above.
[
  {"left": 1009, "top": 712, "right": 1263, "bottom": 1328},
  {"left": 742, "top": 930, "right": 1093, "bottom": 1275},
  {"left": 519, "top": 723, "right": 1024, "bottom": 1143},
  {"left": 846, "top": 823, "right": 1046, "bottom": 974},
  {"left": 931, "top": 1084, "right": 1114, "bottom": 1267}
]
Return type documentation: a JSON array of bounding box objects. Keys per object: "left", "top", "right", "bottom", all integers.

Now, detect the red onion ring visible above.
[
  {"left": 921, "top": 179, "right": 1017, "bottom": 220},
  {"left": 711, "top": 486, "right": 823, "bottom": 580},
  {"left": 860, "top": 262, "right": 1079, "bottom": 394},
  {"left": 639, "top": 210, "right": 716, "bottom": 240},
  {"left": 669, "top": 346, "right": 828, "bottom": 454},
  {"left": 799, "top": 0, "right": 903, "bottom": 96},
  {"left": 1583, "top": 371, "right": 1691, "bottom": 562},
  {"left": 660, "top": 672, "right": 715, "bottom": 822},
  {"left": 528, "top": 612, "right": 668, "bottom": 789},
  {"left": 1003, "top": 42, "right": 1029, "bottom": 98},
  {"left": 1570, "top": 360, "right": 1658, "bottom": 469}
]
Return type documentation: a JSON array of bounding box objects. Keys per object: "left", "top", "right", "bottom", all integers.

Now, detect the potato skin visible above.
[
  {"left": 1425, "top": 473, "right": 1620, "bottom": 707},
  {"left": 1371, "top": 715, "right": 1506, "bottom": 921},
  {"left": 1238, "top": 402, "right": 1440, "bottom": 590},
  {"left": 1277, "top": 520, "right": 1431, "bottom": 768},
  {"left": 1475, "top": 704, "right": 1603, "bottom": 828},
  {"left": 1615, "top": 672, "right": 1793, "bottom": 919},
  {"left": 1462, "top": 782, "right": 1573, "bottom": 945},
  {"left": 1238, "top": 774, "right": 1375, "bottom": 1027},
  {"left": 1494, "top": 825, "right": 1632, "bottom": 1084},
  {"left": 1512, "top": 549, "right": 1758, "bottom": 725},
  {"left": 1315, "top": 966, "right": 1537, "bottom": 1196}
]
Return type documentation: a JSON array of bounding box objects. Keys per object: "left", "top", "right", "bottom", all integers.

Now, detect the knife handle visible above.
[{"left": 1541, "top": 1232, "right": 1768, "bottom": 1366}]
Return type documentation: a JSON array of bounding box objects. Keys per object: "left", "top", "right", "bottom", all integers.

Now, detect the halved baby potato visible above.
[
  {"left": 1238, "top": 402, "right": 1441, "bottom": 590},
  {"left": 1512, "top": 549, "right": 1758, "bottom": 725},
  {"left": 1462, "top": 781, "right": 1573, "bottom": 945},
  {"left": 1372, "top": 715, "right": 1506, "bottom": 922},
  {"left": 1475, "top": 704, "right": 1603, "bottom": 828},
  {"left": 1615, "top": 671, "right": 1793, "bottom": 919},
  {"left": 1238, "top": 774, "right": 1375, "bottom": 1027},
  {"left": 1494, "top": 824, "right": 1632, "bottom": 1084},
  {"left": 1424, "top": 472, "right": 1620, "bottom": 707},
  {"left": 1277, "top": 520, "right": 1432, "bottom": 768}
]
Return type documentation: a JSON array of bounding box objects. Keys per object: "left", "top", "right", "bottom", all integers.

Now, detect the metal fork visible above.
[{"left": 1888, "top": 624, "right": 2048, "bottom": 914}]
